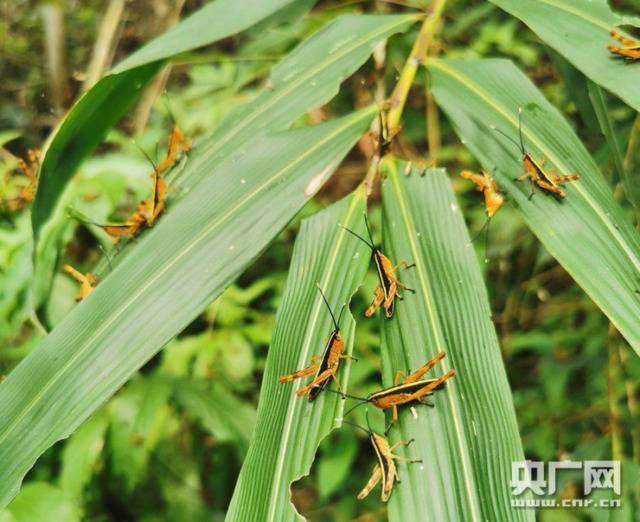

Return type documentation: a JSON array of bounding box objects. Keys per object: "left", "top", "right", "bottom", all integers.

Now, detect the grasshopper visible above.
[
  {"left": 492, "top": 108, "right": 578, "bottom": 199},
  {"left": 608, "top": 30, "right": 640, "bottom": 62},
  {"left": 279, "top": 285, "right": 355, "bottom": 401},
  {"left": 88, "top": 136, "right": 174, "bottom": 240},
  {"left": 341, "top": 214, "right": 415, "bottom": 319},
  {"left": 344, "top": 413, "right": 421, "bottom": 502},
  {"left": 460, "top": 169, "right": 505, "bottom": 252},
  {"left": 460, "top": 169, "right": 504, "bottom": 218},
  {"left": 338, "top": 351, "right": 455, "bottom": 432},
  {"left": 156, "top": 126, "right": 191, "bottom": 175}
]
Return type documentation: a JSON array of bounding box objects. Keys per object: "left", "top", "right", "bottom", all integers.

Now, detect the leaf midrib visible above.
[
  {"left": 429, "top": 59, "right": 640, "bottom": 276},
  {"left": 0, "top": 109, "right": 374, "bottom": 450},
  {"left": 266, "top": 191, "right": 363, "bottom": 522},
  {"left": 387, "top": 164, "right": 482, "bottom": 522}
]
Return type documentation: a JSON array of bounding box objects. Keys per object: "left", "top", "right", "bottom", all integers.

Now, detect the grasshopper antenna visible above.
[
  {"left": 336, "top": 303, "right": 346, "bottom": 328},
  {"left": 365, "top": 409, "right": 373, "bottom": 433},
  {"left": 483, "top": 218, "right": 491, "bottom": 262},
  {"left": 363, "top": 213, "right": 376, "bottom": 247},
  {"left": 469, "top": 217, "right": 491, "bottom": 244},
  {"left": 98, "top": 244, "right": 113, "bottom": 271},
  {"left": 343, "top": 399, "right": 368, "bottom": 418},
  {"left": 339, "top": 223, "right": 375, "bottom": 250},
  {"left": 490, "top": 126, "right": 523, "bottom": 154},
  {"left": 316, "top": 284, "right": 339, "bottom": 331},
  {"left": 342, "top": 419, "right": 372, "bottom": 436},
  {"left": 517, "top": 107, "right": 525, "bottom": 155},
  {"left": 131, "top": 139, "right": 159, "bottom": 173},
  {"left": 324, "top": 387, "right": 367, "bottom": 402},
  {"left": 67, "top": 207, "right": 105, "bottom": 229},
  {"left": 341, "top": 418, "right": 371, "bottom": 436},
  {"left": 162, "top": 92, "right": 178, "bottom": 128}
]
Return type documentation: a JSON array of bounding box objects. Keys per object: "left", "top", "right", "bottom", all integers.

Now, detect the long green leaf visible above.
[
  {"left": 0, "top": 107, "right": 375, "bottom": 509},
  {"left": 32, "top": 0, "right": 297, "bottom": 238},
  {"left": 226, "top": 188, "right": 371, "bottom": 522},
  {"left": 173, "top": 13, "right": 419, "bottom": 191},
  {"left": 32, "top": 13, "right": 417, "bottom": 303},
  {"left": 489, "top": 0, "right": 640, "bottom": 112},
  {"left": 428, "top": 57, "right": 640, "bottom": 354},
  {"left": 378, "top": 163, "right": 531, "bottom": 521}
]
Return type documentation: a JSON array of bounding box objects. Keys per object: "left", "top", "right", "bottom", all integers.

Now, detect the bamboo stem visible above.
[
  {"left": 82, "top": 0, "right": 126, "bottom": 92},
  {"left": 425, "top": 77, "right": 440, "bottom": 164},
  {"left": 41, "top": 1, "right": 67, "bottom": 114},
  {"left": 132, "top": 0, "right": 186, "bottom": 134},
  {"left": 386, "top": 0, "right": 446, "bottom": 132}
]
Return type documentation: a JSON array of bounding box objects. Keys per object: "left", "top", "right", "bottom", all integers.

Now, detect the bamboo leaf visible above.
[
  {"left": 0, "top": 107, "right": 375, "bottom": 509},
  {"left": 489, "top": 0, "right": 640, "bottom": 112},
  {"left": 32, "top": 0, "right": 299, "bottom": 238},
  {"left": 173, "top": 14, "right": 420, "bottom": 191},
  {"left": 31, "top": 13, "right": 417, "bottom": 303},
  {"left": 226, "top": 189, "right": 371, "bottom": 522},
  {"left": 428, "top": 57, "right": 640, "bottom": 353},
  {"left": 379, "top": 163, "right": 531, "bottom": 522}
]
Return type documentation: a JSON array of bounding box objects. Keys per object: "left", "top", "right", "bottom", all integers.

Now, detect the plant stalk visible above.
[{"left": 386, "top": 0, "right": 446, "bottom": 132}]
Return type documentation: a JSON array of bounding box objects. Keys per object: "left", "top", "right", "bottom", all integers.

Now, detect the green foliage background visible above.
[{"left": 1, "top": 0, "right": 639, "bottom": 521}]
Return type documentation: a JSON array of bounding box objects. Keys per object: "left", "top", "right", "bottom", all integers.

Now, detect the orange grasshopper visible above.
[
  {"left": 608, "top": 30, "right": 640, "bottom": 62},
  {"left": 343, "top": 413, "right": 421, "bottom": 502},
  {"left": 460, "top": 169, "right": 505, "bottom": 250},
  {"left": 341, "top": 215, "right": 415, "bottom": 319},
  {"left": 460, "top": 169, "right": 504, "bottom": 219},
  {"left": 63, "top": 264, "right": 97, "bottom": 301},
  {"left": 338, "top": 352, "right": 455, "bottom": 432},
  {"left": 156, "top": 126, "right": 191, "bottom": 174},
  {"left": 492, "top": 108, "right": 579, "bottom": 199},
  {"left": 279, "top": 285, "right": 355, "bottom": 401},
  {"left": 91, "top": 141, "right": 175, "bottom": 240},
  {"left": 3, "top": 149, "right": 40, "bottom": 211}
]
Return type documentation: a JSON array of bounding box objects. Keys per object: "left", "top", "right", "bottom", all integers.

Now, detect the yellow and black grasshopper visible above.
[
  {"left": 341, "top": 215, "right": 415, "bottom": 319},
  {"left": 279, "top": 285, "right": 355, "bottom": 401},
  {"left": 336, "top": 351, "right": 455, "bottom": 432},
  {"left": 492, "top": 108, "right": 579, "bottom": 200},
  {"left": 343, "top": 413, "right": 421, "bottom": 502}
]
